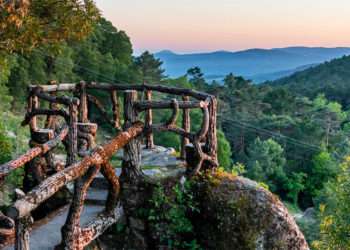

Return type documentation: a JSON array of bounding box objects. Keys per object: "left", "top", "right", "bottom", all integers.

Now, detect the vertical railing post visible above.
[
  {"left": 121, "top": 90, "right": 142, "bottom": 179},
  {"left": 144, "top": 90, "right": 154, "bottom": 149},
  {"left": 120, "top": 90, "right": 147, "bottom": 249},
  {"left": 78, "top": 81, "right": 88, "bottom": 123},
  {"left": 14, "top": 190, "right": 32, "bottom": 250},
  {"left": 27, "top": 94, "right": 38, "bottom": 132},
  {"left": 45, "top": 80, "right": 58, "bottom": 129},
  {"left": 181, "top": 95, "right": 191, "bottom": 159},
  {"left": 67, "top": 98, "right": 79, "bottom": 166},
  {"left": 14, "top": 216, "right": 32, "bottom": 250},
  {"left": 206, "top": 96, "right": 218, "bottom": 166},
  {"left": 111, "top": 90, "right": 121, "bottom": 129}
]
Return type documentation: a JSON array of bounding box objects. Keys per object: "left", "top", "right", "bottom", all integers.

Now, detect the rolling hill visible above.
[
  {"left": 269, "top": 55, "right": 350, "bottom": 107},
  {"left": 155, "top": 47, "right": 350, "bottom": 83}
]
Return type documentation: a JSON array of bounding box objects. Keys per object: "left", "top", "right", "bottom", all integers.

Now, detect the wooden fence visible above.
[{"left": 0, "top": 81, "right": 218, "bottom": 250}]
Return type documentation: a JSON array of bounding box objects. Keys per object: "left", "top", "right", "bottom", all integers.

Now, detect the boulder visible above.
[{"left": 192, "top": 171, "right": 309, "bottom": 250}]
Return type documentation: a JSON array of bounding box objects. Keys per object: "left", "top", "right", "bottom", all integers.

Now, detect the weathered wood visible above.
[
  {"left": 121, "top": 90, "right": 142, "bottom": 182},
  {"left": 35, "top": 89, "right": 78, "bottom": 106},
  {"left": 120, "top": 90, "right": 147, "bottom": 249},
  {"left": 29, "top": 83, "right": 77, "bottom": 93},
  {"left": 111, "top": 90, "right": 121, "bottom": 129},
  {"left": 78, "top": 81, "right": 88, "bottom": 123},
  {"left": 166, "top": 99, "right": 179, "bottom": 127},
  {"left": 60, "top": 164, "right": 101, "bottom": 250},
  {"left": 22, "top": 109, "right": 69, "bottom": 127},
  {"left": 87, "top": 82, "right": 212, "bottom": 100},
  {"left": 33, "top": 82, "right": 213, "bottom": 100},
  {"left": 45, "top": 80, "right": 59, "bottom": 129},
  {"left": 77, "top": 123, "right": 97, "bottom": 155},
  {"left": 197, "top": 103, "right": 210, "bottom": 140},
  {"left": 144, "top": 90, "right": 154, "bottom": 149},
  {"left": 100, "top": 161, "right": 120, "bottom": 213},
  {"left": 0, "top": 127, "right": 68, "bottom": 181},
  {"left": 14, "top": 216, "right": 32, "bottom": 250},
  {"left": 67, "top": 102, "right": 79, "bottom": 166},
  {"left": 78, "top": 205, "right": 123, "bottom": 248},
  {"left": 8, "top": 122, "right": 144, "bottom": 219},
  {"left": 28, "top": 95, "right": 39, "bottom": 132},
  {"left": 206, "top": 96, "right": 218, "bottom": 166},
  {"left": 181, "top": 96, "right": 191, "bottom": 159},
  {"left": 134, "top": 99, "right": 207, "bottom": 110},
  {"left": 0, "top": 212, "right": 15, "bottom": 247}
]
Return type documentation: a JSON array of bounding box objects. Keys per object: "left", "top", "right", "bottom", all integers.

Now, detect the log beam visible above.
[
  {"left": 78, "top": 205, "right": 123, "bottom": 249},
  {"left": 28, "top": 83, "right": 77, "bottom": 93},
  {"left": 0, "top": 127, "right": 68, "bottom": 181},
  {"left": 8, "top": 122, "right": 144, "bottom": 219}
]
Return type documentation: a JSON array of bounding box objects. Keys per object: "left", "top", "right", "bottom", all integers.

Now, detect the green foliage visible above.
[
  {"left": 284, "top": 172, "right": 306, "bottom": 204},
  {"left": 305, "top": 151, "right": 337, "bottom": 199},
  {"left": 147, "top": 182, "right": 200, "bottom": 249},
  {"left": 246, "top": 138, "right": 287, "bottom": 194},
  {"left": 0, "top": 123, "right": 13, "bottom": 164},
  {"left": 154, "top": 131, "right": 181, "bottom": 151},
  {"left": 230, "top": 163, "right": 246, "bottom": 176},
  {"left": 134, "top": 51, "right": 165, "bottom": 83},
  {"left": 270, "top": 55, "right": 350, "bottom": 108},
  {"left": 0, "top": 54, "right": 14, "bottom": 111},
  {"left": 3, "top": 17, "right": 134, "bottom": 111},
  {"left": 187, "top": 67, "right": 206, "bottom": 89},
  {"left": 313, "top": 156, "right": 350, "bottom": 249},
  {"left": 0, "top": 0, "right": 100, "bottom": 53},
  {"left": 217, "top": 130, "right": 232, "bottom": 170}
]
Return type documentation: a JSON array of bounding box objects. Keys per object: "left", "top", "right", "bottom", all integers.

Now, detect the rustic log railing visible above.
[{"left": 0, "top": 81, "right": 218, "bottom": 250}]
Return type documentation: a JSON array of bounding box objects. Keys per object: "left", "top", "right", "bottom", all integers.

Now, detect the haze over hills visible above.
[{"left": 155, "top": 47, "right": 350, "bottom": 83}]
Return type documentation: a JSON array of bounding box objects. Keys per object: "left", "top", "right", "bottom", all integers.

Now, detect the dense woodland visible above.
[{"left": 1, "top": 1, "right": 350, "bottom": 249}]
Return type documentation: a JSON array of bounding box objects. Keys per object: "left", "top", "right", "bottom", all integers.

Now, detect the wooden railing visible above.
[{"left": 0, "top": 81, "right": 218, "bottom": 250}]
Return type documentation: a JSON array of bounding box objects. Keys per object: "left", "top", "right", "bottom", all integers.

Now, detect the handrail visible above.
[
  {"left": 1, "top": 81, "right": 218, "bottom": 250},
  {"left": 0, "top": 126, "right": 69, "bottom": 181},
  {"left": 29, "top": 82, "right": 214, "bottom": 100},
  {"left": 8, "top": 122, "right": 143, "bottom": 219}
]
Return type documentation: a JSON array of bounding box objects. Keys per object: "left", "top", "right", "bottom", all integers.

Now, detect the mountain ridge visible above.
[
  {"left": 268, "top": 55, "right": 350, "bottom": 107},
  {"left": 155, "top": 46, "right": 350, "bottom": 82}
]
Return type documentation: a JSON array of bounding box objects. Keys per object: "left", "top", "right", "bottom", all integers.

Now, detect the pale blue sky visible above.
[{"left": 95, "top": 0, "right": 350, "bottom": 54}]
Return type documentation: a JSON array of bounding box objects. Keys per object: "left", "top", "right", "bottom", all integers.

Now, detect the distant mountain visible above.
[
  {"left": 155, "top": 47, "right": 350, "bottom": 83},
  {"left": 269, "top": 55, "right": 350, "bottom": 107},
  {"left": 249, "top": 63, "right": 319, "bottom": 83}
]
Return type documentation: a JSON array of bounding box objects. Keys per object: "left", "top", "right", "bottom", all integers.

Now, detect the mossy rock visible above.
[{"left": 191, "top": 171, "right": 309, "bottom": 250}]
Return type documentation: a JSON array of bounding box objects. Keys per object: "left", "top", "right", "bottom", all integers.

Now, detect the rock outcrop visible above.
[{"left": 192, "top": 171, "right": 309, "bottom": 250}]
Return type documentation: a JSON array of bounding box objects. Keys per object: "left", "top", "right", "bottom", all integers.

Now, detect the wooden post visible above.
[
  {"left": 111, "top": 90, "right": 121, "bottom": 129},
  {"left": 45, "top": 81, "right": 58, "bottom": 129},
  {"left": 120, "top": 90, "right": 146, "bottom": 249},
  {"left": 78, "top": 81, "right": 88, "bottom": 123},
  {"left": 14, "top": 216, "right": 32, "bottom": 250},
  {"left": 206, "top": 96, "right": 218, "bottom": 166},
  {"left": 121, "top": 90, "right": 142, "bottom": 180},
  {"left": 181, "top": 95, "right": 190, "bottom": 159},
  {"left": 144, "top": 90, "right": 154, "bottom": 149},
  {"left": 59, "top": 164, "right": 101, "bottom": 250},
  {"left": 23, "top": 129, "right": 54, "bottom": 192},
  {"left": 28, "top": 95, "right": 39, "bottom": 132},
  {"left": 67, "top": 99, "right": 79, "bottom": 166}
]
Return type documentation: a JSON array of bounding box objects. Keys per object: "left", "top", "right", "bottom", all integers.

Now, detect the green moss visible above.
[{"left": 146, "top": 179, "right": 201, "bottom": 249}]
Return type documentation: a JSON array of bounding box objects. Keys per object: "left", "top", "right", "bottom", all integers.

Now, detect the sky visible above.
[{"left": 95, "top": 0, "right": 350, "bottom": 54}]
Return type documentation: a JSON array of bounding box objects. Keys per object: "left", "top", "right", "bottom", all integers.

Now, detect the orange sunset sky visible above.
[{"left": 95, "top": 0, "right": 350, "bottom": 54}]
